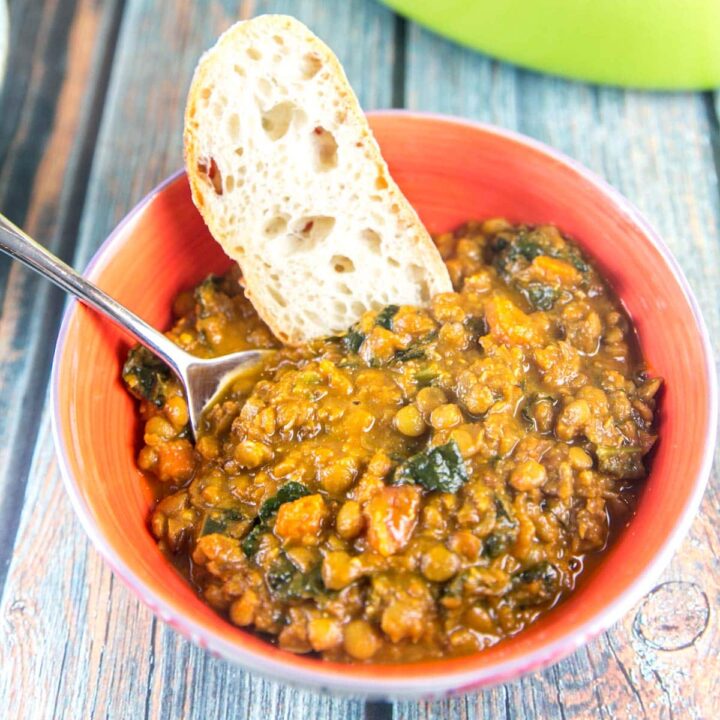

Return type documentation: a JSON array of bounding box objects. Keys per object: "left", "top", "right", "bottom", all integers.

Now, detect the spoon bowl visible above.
[{"left": 0, "top": 212, "right": 269, "bottom": 438}]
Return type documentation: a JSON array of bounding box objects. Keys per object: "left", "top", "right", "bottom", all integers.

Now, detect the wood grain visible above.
[
  {"left": 0, "top": 1, "right": 718, "bottom": 718},
  {"left": 0, "top": 0, "right": 124, "bottom": 591}
]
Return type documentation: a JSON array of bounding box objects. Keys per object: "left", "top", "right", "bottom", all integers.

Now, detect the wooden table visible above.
[{"left": 0, "top": 1, "right": 718, "bottom": 717}]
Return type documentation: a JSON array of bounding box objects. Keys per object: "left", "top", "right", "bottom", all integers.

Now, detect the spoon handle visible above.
[{"left": 0, "top": 213, "right": 189, "bottom": 374}]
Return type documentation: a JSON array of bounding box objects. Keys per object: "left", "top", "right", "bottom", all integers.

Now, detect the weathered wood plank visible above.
[
  {"left": 0, "top": 0, "right": 125, "bottom": 589},
  {"left": 396, "top": 24, "right": 720, "bottom": 720},
  {"left": 1, "top": 0, "right": 395, "bottom": 717}
]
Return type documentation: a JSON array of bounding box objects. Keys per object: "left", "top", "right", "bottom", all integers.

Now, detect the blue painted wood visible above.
[{"left": 0, "top": 0, "right": 125, "bottom": 592}]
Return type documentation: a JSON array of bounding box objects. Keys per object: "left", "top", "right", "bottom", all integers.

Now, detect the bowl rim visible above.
[{"left": 50, "top": 110, "right": 717, "bottom": 697}]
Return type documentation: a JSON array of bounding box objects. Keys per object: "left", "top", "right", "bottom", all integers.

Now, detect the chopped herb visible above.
[
  {"left": 267, "top": 556, "right": 326, "bottom": 600},
  {"left": 525, "top": 283, "right": 559, "bottom": 310},
  {"left": 494, "top": 495, "right": 513, "bottom": 521},
  {"left": 390, "top": 330, "right": 438, "bottom": 365},
  {"left": 414, "top": 366, "right": 439, "bottom": 385},
  {"left": 464, "top": 315, "right": 488, "bottom": 340},
  {"left": 514, "top": 240, "right": 544, "bottom": 261},
  {"left": 512, "top": 561, "right": 560, "bottom": 605},
  {"left": 122, "top": 345, "right": 173, "bottom": 407},
  {"left": 241, "top": 524, "right": 265, "bottom": 557},
  {"left": 285, "top": 563, "right": 325, "bottom": 599},
  {"left": 484, "top": 496, "right": 518, "bottom": 557},
  {"left": 258, "top": 481, "right": 311, "bottom": 522},
  {"left": 242, "top": 482, "right": 311, "bottom": 557},
  {"left": 266, "top": 555, "right": 297, "bottom": 593},
  {"left": 595, "top": 445, "right": 645, "bottom": 479},
  {"left": 199, "top": 509, "right": 244, "bottom": 537},
  {"left": 343, "top": 327, "right": 365, "bottom": 353},
  {"left": 375, "top": 304, "right": 399, "bottom": 330},
  {"left": 483, "top": 533, "right": 508, "bottom": 558},
  {"left": 194, "top": 275, "right": 224, "bottom": 318},
  {"left": 394, "top": 346, "right": 426, "bottom": 362},
  {"left": 515, "top": 561, "right": 559, "bottom": 587},
  {"left": 394, "top": 440, "right": 468, "bottom": 493}
]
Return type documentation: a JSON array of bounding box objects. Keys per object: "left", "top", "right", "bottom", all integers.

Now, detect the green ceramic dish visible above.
[{"left": 381, "top": 0, "right": 720, "bottom": 89}]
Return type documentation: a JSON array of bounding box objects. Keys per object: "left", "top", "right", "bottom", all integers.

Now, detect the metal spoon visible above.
[{"left": 0, "top": 213, "right": 272, "bottom": 438}]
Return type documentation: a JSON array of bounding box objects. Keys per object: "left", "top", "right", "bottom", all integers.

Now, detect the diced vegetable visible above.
[
  {"left": 486, "top": 295, "right": 543, "bottom": 347},
  {"left": 530, "top": 255, "right": 582, "bottom": 287},
  {"left": 394, "top": 440, "right": 468, "bottom": 493},
  {"left": 274, "top": 494, "right": 328, "bottom": 544},
  {"left": 365, "top": 485, "right": 421, "bottom": 556}
]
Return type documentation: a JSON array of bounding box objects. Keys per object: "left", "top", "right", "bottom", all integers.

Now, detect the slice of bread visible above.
[{"left": 184, "top": 14, "right": 451, "bottom": 345}]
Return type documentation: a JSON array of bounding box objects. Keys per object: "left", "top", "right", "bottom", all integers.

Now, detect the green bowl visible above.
[{"left": 381, "top": 0, "right": 720, "bottom": 89}]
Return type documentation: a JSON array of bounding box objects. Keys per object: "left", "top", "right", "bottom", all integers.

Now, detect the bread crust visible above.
[{"left": 184, "top": 15, "right": 451, "bottom": 345}]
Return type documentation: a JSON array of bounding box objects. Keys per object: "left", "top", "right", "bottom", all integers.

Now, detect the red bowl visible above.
[{"left": 51, "top": 112, "right": 716, "bottom": 697}]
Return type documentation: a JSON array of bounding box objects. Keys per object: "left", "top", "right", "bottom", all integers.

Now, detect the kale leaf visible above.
[
  {"left": 122, "top": 345, "right": 173, "bottom": 407},
  {"left": 199, "top": 509, "right": 244, "bottom": 537},
  {"left": 393, "top": 346, "right": 426, "bottom": 362},
  {"left": 267, "top": 555, "right": 326, "bottom": 600},
  {"left": 375, "top": 304, "right": 399, "bottom": 330},
  {"left": 241, "top": 524, "right": 265, "bottom": 557},
  {"left": 483, "top": 496, "right": 519, "bottom": 558},
  {"left": 258, "top": 482, "right": 311, "bottom": 522},
  {"left": 394, "top": 440, "right": 468, "bottom": 493},
  {"left": 525, "top": 283, "right": 559, "bottom": 310},
  {"left": 343, "top": 327, "right": 365, "bottom": 353},
  {"left": 242, "top": 482, "right": 311, "bottom": 557},
  {"left": 595, "top": 445, "right": 645, "bottom": 479}
]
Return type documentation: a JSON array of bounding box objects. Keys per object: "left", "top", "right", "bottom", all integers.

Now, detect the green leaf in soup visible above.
[
  {"left": 258, "top": 481, "right": 311, "bottom": 523},
  {"left": 343, "top": 327, "right": 366, "bottom": 353},
  {"left": 266, "top": 555, "right": 326, "bottom": 600},
  {"left": 375, "top": 304, "right": 399, "bottom": 330},
  {"left": 241, "top": 524, "right": 265, "bottom": 557},
  {"left": 393, "top": 346, "right": 426, "bottom": 362},
  {"left": 525, "top": 283, "right": 559, "bottom": 310},
  {"left": 122, "top": 345, "right": 173, "bottom": 407},
  {"left": 394, "top": 440, "right": 469, "bottom": 493},
  {"left": 595, "top": 445, "right": 645, "bottom": 479},
  {"left": 199, "top": 509, "right": 244, "bottom": 537}
]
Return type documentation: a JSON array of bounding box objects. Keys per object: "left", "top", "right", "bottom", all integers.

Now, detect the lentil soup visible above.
[{"left": 122, "top": 219, "right": 660, "bottom": 663}]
